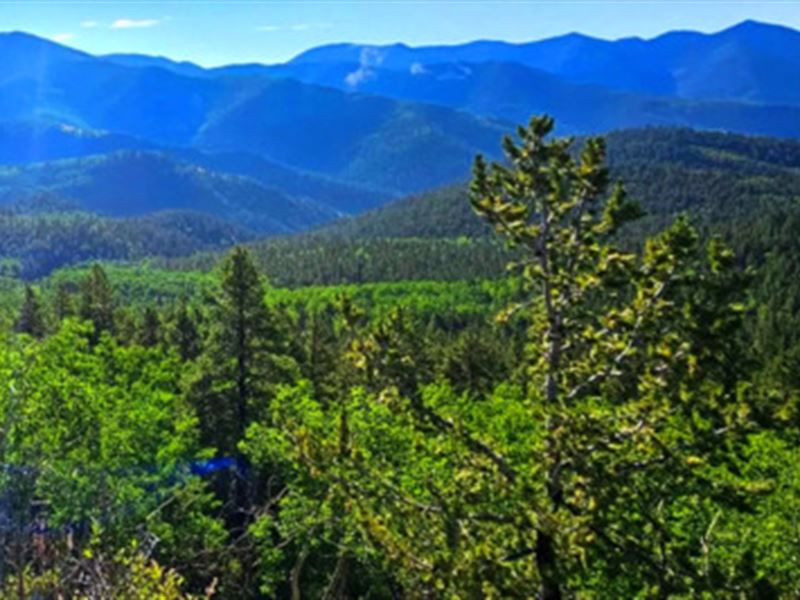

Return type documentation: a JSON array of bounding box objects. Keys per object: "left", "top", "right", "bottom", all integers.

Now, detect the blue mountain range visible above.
[{"left": 0, "top": 20, "right": 798, "bottom": 228}]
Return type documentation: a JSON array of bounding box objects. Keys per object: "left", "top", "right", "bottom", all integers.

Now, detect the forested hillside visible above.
[
  {"left": 6, "top": 126, "right": 797, "bottom": 282},
  {"left": 0, "top": 151, "right": 336, "bottom": 230},
  {"left": 0, "top": 204, "right": 255, "bottom": 279},
  {"left": 2, "top": 118, "right": 800, "bottom": 597},
  {"left": 0, "top": 121, "right": 390, "bottom": 214},
  {"left": 155, "top": 127, "right": 800, "bottom": 287},
  {"left": 319, "top": 127, "right": 800, "bottom": 240}
]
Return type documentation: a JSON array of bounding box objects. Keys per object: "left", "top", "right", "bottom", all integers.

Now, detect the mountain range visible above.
[
  {"left": 1, "top": 20, "right": 799, "bottom": 263},
  {"left": 285, "top": 20, "right": 800, "bottom": 106}
]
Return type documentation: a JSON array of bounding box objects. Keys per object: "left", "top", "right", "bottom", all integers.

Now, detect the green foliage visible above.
[
  {"left": 1, "top": 117, "right": 799, "bottom": 597},
  {"left": 0, "top": 320, "right": 225, "bottom": 593},
  {"left": 164, "top": 234, "right": 509, "bottom": 287}
]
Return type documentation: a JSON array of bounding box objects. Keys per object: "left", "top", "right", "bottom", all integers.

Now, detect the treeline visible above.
[
  {"left": 162, "top": 235, "right": 510, "bottom": 287},
  {"left": 0, "top": 203, "right": 253, "bottom": 279},
  {"left": 1, "top": 118, "right": 800, "bottom": 597}
]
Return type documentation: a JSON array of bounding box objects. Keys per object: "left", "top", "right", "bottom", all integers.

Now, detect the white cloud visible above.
[
  {"left": 345, "top": 47, "right": 384, "bottom": 88},
  {"left": 80, "top": 20, "right": 99, "bottom": 29},
  {"left": 50, "top": 32, "right": 76, "bottom": 43},
  {"left": 257, "top": 25, "right": 280, "bottom": 32},
  {"left": 111, "top": 18, "right": 161, "bottom": 30}
]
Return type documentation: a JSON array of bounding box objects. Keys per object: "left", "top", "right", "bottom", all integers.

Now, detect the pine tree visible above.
[
  {"left": 297, "top": 304, "right": 341, "bottom": 403},
  {"left": 53, "top": 282, "right": 75, "bottom": 322},
  {"left": 15, "top": 285, "right": 46, "bottom": 338},
  {"left": 169, "top": 300, "right": 201, "bottom": 361},
  {"left": 137, "top": 306, "right": 162, "bottom": 348},
  {"left": 79, "top": 264, "right": 115, "bottom": 341},
  {"left": 189, "top": 247, "right": 296, "bottom": 454},
  {"left": 468, "top": 115, "right": 751, "bottom": 597}
]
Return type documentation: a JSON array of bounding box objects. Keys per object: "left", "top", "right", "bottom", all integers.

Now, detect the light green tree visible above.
[{"left": 0, "top": 321, "right": 225, "bottom": 595}]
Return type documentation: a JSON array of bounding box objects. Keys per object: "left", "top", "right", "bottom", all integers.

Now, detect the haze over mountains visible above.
[{"left": 1, "top": 19, "right": 799, "bottom": 269}]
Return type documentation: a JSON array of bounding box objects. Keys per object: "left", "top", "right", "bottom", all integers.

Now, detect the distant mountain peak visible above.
[
  {"left": 727, "top": 19, "right": 782, "bottom": 31},
  {"left": 717, "top": 18, "right": 800, "bottom": 38},
  {"left": 0, "top": 29, "right": 87, "bottom": 52},
  {"left": 0, "top": 29, "right": 94, "bottom": 69}
]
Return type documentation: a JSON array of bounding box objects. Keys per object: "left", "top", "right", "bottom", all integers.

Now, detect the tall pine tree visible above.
[
  {"left": 188, "top": 247, "right": 297, "bottom": 454},
  {"left": 169, "top": 299, "right": 201, "bottom": 361},
  {"left": 53, "top": 282, "right": 75, "bottom": 322},
  {"left": 137, "top": 306, "right": 162, "bottom": 348},
  {"left": 79, "top": 265, "right": 115, "bottom": 342},
  {"left": 15, "top": 285, "right": 46, "bottom": 338}
]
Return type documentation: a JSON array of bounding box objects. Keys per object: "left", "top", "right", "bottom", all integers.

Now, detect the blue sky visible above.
[{"left": 2, "top": 1, "right": 799, "bottom": 66}]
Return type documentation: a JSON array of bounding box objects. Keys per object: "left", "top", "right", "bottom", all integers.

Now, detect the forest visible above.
[{"left": 2, "top": 116, "right": 800, "bottom": 598}]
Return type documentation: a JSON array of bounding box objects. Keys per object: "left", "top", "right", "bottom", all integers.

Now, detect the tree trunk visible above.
[{"left": 535, "top": 530, "right": 562, "bottom": 600}]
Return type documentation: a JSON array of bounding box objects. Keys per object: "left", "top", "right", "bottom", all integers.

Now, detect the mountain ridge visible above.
[{"left": 1, "top": 21, "right": 799, "bottom": 248}]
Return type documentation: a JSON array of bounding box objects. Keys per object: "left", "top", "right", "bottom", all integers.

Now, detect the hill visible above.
[
  {"left": 0, "top": 200, "right": 254, "bottom": 278},
  {"left": 191, "top": 77, "right": 508, "bottom": 193},
  {"left": 0, "top": 120, "right": 390, "bottom": 215},
  {"left": 318, "top": 128, "right": 800, "bottom": 240},
  {"left": 0, "top": 120, "right": 155, "bottom": 164},
  {"left": 0, "top": 151, "right": 336, "bottom": 233},
  {"left": 158, "top": 127, "right": 800, "bottom": 287}
]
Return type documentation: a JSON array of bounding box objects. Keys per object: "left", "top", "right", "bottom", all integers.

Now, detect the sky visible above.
[{"left": 1, "top": 0, "right": 799, "bottom": 66}]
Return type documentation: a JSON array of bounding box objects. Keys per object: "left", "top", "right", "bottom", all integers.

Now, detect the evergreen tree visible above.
[
  {"left": 15, "top": 285, "right": 46, "bottom": 338},
  {"left": 296, "top": 304, "right": 342, "bottom": 403},
  {"left": 467, "top": 115, "right": 753, "bottom": 597},
  {"left": 79, "top": 264, "right": 115, "bottom": 341},
  {"left": 53, "top": 282, "right": 75, "bottom": 322},
  {"left": 188, "top": 247, "right": 297, "bottom": 454},
  {"left": 169, "top": 299, "right": 201, "bottom": 361},
  {"left": 113, "top": 307, "right": 137, "bottom": 346},
  {"left": 137, "top": 306, "right": 162, "bottom": 348}
]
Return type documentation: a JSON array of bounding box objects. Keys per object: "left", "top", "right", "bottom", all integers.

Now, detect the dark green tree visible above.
[
  {"left": 185, "top": 247, "right": 300, "bottom": 597},
  {"left": 15, "top": 285, "right": 46, "bottom": 338},
  {"left": 79, "top": 264, "right": 115, "bottom": 341},
  {"left": 169, "top": 299, "right": 201, "bottom": 361},
  {"left": 53, "top": 282, "right": 76, "bottom": 322},
  {"left": 188, "top": 246, "right": 297, "bottom": 454},
  {"left": 137, "top": 306, "right": 162, "bottom": 348}
]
